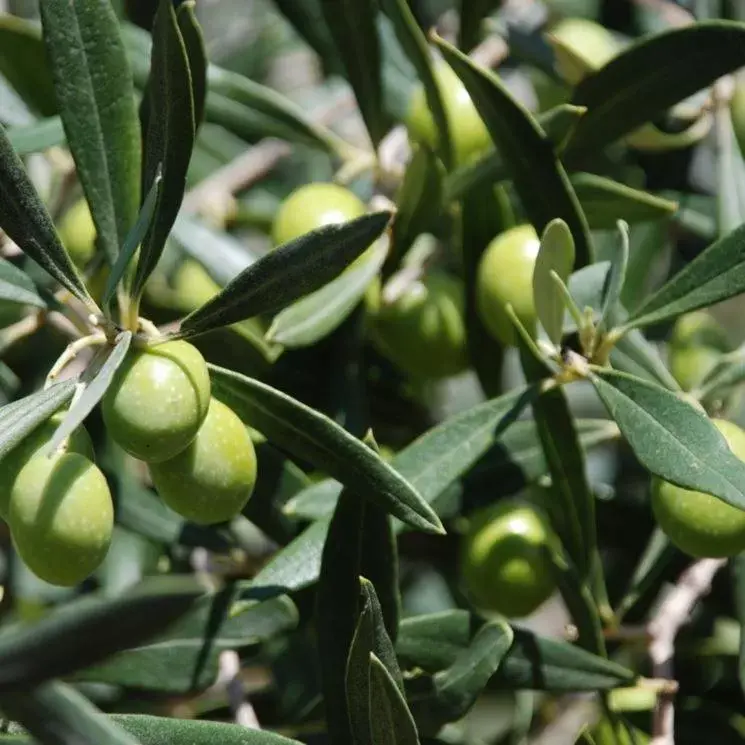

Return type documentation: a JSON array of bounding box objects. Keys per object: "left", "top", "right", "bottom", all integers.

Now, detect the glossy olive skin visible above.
[
  {"left": 368, "top": 271, "right": 468, "bottom": 381},
  {"left": 652, "top": 419, "right": 745, "bottom": 557},
  {"left": 406, "top": 63, "right": 491, "bottom": 167},
  {"left": 668, "top": 312, "right": 729, "bottom": 391},
  {"left": 271, "top": 183, "right": 366, "bottom": 248},
  {"left": 149, "top": 399, "right": 257, "bottom": 524},
  {"left": 172, "top": 260, "right": 220, "bottom": 311},
  {"left": 460, "top": 498, "right": 555, "bottom": 618},
  {"left": 731, "top": 77, "right": 745, "bottom": 157},
  {"left": 0, "top": 412, "right": 94, "bottom": 519},
  {"left": 548, "top": 18, "right": 620, "bottom": 84},
  {"left": 9, "top": 452, "right": 113, "bottom": 586},
  {"left": 58, "top": 199, "right": 96, "bottom": 269},
  {"left": 102, "top": 340, "right": 211, "bottom": 463},
  {"left": 476, "top": 224, "right": 540, "bottom": 346}
]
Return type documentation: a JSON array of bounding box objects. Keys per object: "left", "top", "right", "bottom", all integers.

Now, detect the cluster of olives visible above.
[{"left": 1, "top": 339, "right": 257, "bottom": 587}]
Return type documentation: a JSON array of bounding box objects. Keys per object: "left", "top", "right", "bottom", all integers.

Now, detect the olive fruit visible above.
[
  {"left": 547, "top": 18, "right": 620, "bottom": 84},
  {"left": 406, "top": 62, "right": 491, "bottom": 166},
  {"left": 0, "top": 412, "right": 94, "bottom": 518},
  {"left": 58, "top": 199, "right": 96, "bottom": 269},
  {"left": 172, "top": 260, "right": 220, "bottom": 311},
  {"left": 271, "top": 183, "right": 366, "bottom": 248},
  {"left": 476, "top": 224, "right": 540, "bottom": 346},
  {"left": 9, "top": 452, "right": 114, "bottom": 586},
  {"left": 668, "top": 312, "right": 729, "bottom": 391},
  {"left": 651, "top": 419, "right": 745, "bottom": 557},
  {"left": 102, "top": 340, "right": 211, "bottom": 462},
  {"left": 368, "top": 271, "right": 468, "bottom": 380},
  {"left": 149, "top": 398, "right": 257, "bottom": 524},
  {"left": 731, "top": 76, "right": 745, "bottom": 157},
  {"left": 460, "top": 498, "right": 555, "bottom": 618}
]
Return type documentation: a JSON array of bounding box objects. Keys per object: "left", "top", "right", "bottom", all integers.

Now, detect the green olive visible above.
[
  {"left": 172, "top": 260, "right": 220, "bottom": 311},
  {"left": 651, "top": 418, "right": 745, "bottom": 557},
  {"left": 149, "top": 399, "right": 257, "bottom": 524},
  {"left": 102, "top": 340, "right": 211, "bottom": 463},
  {"left": 58, "top": 199, "right": 96, "bottom": 269},
  {"left": 731, "top": 77, "right": 745, "bottom": 157},
  {"left": 460, "top": 498, "right": 555, "bottom": 618},
  {"left": 476, "top": 224, "right": 540, "bottom": 346},
  {"left": 0, "top": 411, "right": 94, "bottom": 519},
  {"left": 368, "top": 271, "right": 468, "bottom": 380},
  {"left": 668, "top": 312, "right": 729, "bottom": 391},
  {"left": 406, "top": 62, "right": 492, "bottom": 167},
  {"left": 547, "top": 18, "right": 621, "bottom": 84},
  {"left": 271, "top": 183, "right": 366, "bottom": 248},
  {"left": 9, "top": 452, "right": 113, "bottom": 586}
]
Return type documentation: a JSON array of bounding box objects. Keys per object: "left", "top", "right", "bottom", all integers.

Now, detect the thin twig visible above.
[
  {"left": 647, "top": 558, "right": 726, "bottom": 745},
  {"left": 630, "top": 0, "right": 694, "bottom": 27},
  {"left": 217, "top": 650, "right": 261, "bottom": 729}
]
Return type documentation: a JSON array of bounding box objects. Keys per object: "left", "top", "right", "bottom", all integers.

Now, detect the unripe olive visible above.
[
  {"left": 651, "top": 419, "right": 745, "bottom": 557},
  {"left": 730, "top": 76, "right": 745, "bottom": 157},
  {"left": 406, "top": 62, "right": 492, "bottom": 167},
  {"left": 0, "top": 411, "right": 94, "bottom": 519},
  {"left": 547, "top": 18, "right": 620, "bottom": 85},
  {"left": 102, "top": 340, "right": 211, "bottom": 463},
  {"left": 668, "top": 312, "right": 730, "bottom": 391},
  {"left": 368, "top": 271, "right": 468, "bottom": 380},
  {"left": 271, "top": 183, "right": 366, "bottom": 248},
  {"left": 9, "top": 452, "right": 113, "bottom": 586},
  {"left": 476, "top": 224, "right": 540, "bottom": 346},
  {"left": 460, "top": 498, "right": 556, "bottom": 618},
  {"left": 58, "top": 199, "right": 96, "bottom": 269},
  {"left": 149, "top": 399, "right": 257, "bottom": 524},
  {"left": 172, "top": 260, "right": 220, "bottom": 311}
]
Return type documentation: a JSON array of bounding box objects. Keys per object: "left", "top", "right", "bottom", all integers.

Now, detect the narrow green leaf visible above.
[
  {"left": 0, "top": 382, "right": 75, "bottom": 462},
  {"left": 133, "top": 0, "right": 195, "bottom": 297},
  {"left": 0, "top": 681, "right": 139, "bottom": 745},
  {"left": 267, "top": 238, "right": 387, "bottom": 348},
  {"left": 0, "top": 126, "right": 90, "bottom": 303},
  {"left": 369, "top": 654, "right": 421, "bottom": 745},
  {"left": 272, "top": 0, "right": 340, "bottom": 74},
  {"left": 598, "top": 220, "right": 629, "bottom": 332},
  {"left": 176, "top": 2, "right": 207, "bottom": 131},
  {"left": 610, "top": 329, "right": 681, "bottom": 391},
  {"left": 0, "top": 258, "right": 45, "bottom": 309},
  {"left": 625, "top": 220, "right": 745, "bottom": 331},
  {"left": 112, "top": 715, "right": 303, "bottom": 745},
  {"left": 396, "top": 612, "right": 635, "bottom": 690},
  {"left": 319, "top": 0, "right": 386, "bottom": 147},
  {"left": 40, "top": 0, "right": 141, "bottom": 265},
  {"left": 0, "top": 575, "right": 202, "bottom": 691},
  {"left": 209, "top": 365, "right": 443, "bottom": 534},
  {"left": 459, "top": 0, "right": 497, "bottom": 49},
  {"left": 533, "top": 219, "right": 575, "bottom": 346},
  {"left": 179, "top": 212, "right": 391, "bottom": 339},
  {"left": 379, "top": 0, "right": 452, "bottom": 166},
  {"left": 590, "top": 368, "right": 745, "bottom": 511},
  {"left": 6, "top": 116, "right": 66, "bottom": 156},
  {"left": 103, "top": 170, "right": 162, "bottom": 311},
  {"left": 0, "top": 14, "right": 56, "bottom": 116},
  {"left": 434, "top": 37, "right": 593, "bottom": 267},
  {"left": 566, "top": 21, "right": 745, "bottom": 160},
  {"left": 717, "top": 104, "right": 745, "bottom": 237},
  {"left": 571, "top": 173, "right": 678, "bottom": 230}
]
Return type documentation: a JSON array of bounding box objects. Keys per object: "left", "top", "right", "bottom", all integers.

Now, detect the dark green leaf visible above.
[
  {"left": 272, "top": 0, "right": 340, "bottom": 75},
  {"left": 134, "top": 0, "right": 195, "bottom": 297},
  {"left": 369, "top": 654, "right": 420, "bottom": 745},
  {"left": 176, "top": 2, "right": 207, "bottom": 131},
  {"left": 209, "top": 365, "right": 442, "bottom": 534},
  {"left": 590, "top": 368, "right": 745, "bottom": 511},
  {"left": 6, "top": 116, "right": 66, "bottom": 156},
  {"left": 598, "top": 221, "right": 629, "bottom": 332},
  {"left": 179, "top": 212, "right": 391, "bottom": 338},
  {"left": 610, "top": 329, "right": 680, "bottom": 390},
  {"left": 0, "top": 575, "right": 202, "bottom": 691},
  {"left": 571, "top": 174, "right": 678, "bottom": 230},
  {"left": 379, "top": 0, "right": 452, "bottom": 166},
  {"left": 40, "top": 0, "right": 141, "bottom": 266},
  {"left": 0, "top": 15, "right": 56, "bottom": 116},
  {"left": 266, "top": 239, "right": 387, "bottom": 348},
  {"left": 732, "top": 554, "right": 745, "bottom": 697},
  {"left": 0, "top": 382, "right": 75, "bottom": 462},
  {"left": 566, "top": 21, "right": 745, "bottom": 161},
  {"left": 435, "top": 37, "right": 593, "bottom": 267},
  {"left": 319, "top": 0, "right": 386, "bottom": 147},
  {"left": 459, "top": 0, "right": 497, "bottom": 50},
  {"left": 79, "top": 587, "right": 297, "bottom": 692},
  {"left": 396, "top": 611, "right": 635, "bottom": 690},
  {"left": 1, "top": 681, "right": 139, "bottom": 745},
  {"left": 625, "top": 222, "right": 745, "bottom": 330},
  {"left": 0, "top": 126, "right": 90, "bottom": 303},
  {"left": 0, "top": 258, "right": 45, "bottom": 309}
]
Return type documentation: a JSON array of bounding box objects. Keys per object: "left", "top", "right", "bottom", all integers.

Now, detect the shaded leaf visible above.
[
  {"left": 209, "top": 365, "right": 442, "bottom": 534},
  {"left": 369, "top": 654, "right": 420, "bottom": 745},
  {"left": 435, "top": 37, "right": 592, "bottom": 267},
  {"left": 598, "top": 221, "right": 629, "bottom": 332},
  {"left": 732, "top": 554, "right": 745, "bottom": 697},
  {"left": 0, "top": 258, "right": 45, "bottom": 308},
  {"left": 6, "top": 116, "right": 66, "bottom": 156},
  {"left": 0, "top": 126, "right": 90, "bottom": 303},
  {"left": 590, "top": 368, "right": 745, "bottom": 511},
  {"left": 180, "top": 212, "right": 391, "bottom": 338},
  {"left": 40, "top": 0, "right": 141, "bottom": 265},
  {"left": 610, "top": 328, "right": 680, "bottom": 391},
  {"left": 176, "top": 2, "right": 207, "bottom": 131}
]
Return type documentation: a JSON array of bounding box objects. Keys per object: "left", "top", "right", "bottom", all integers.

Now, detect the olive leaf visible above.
[
  {"left": 0, "top": 258, "right": 46, "bottom": 309},
  {"left": 6, "top": 116, "right": 66, "bottom": 156},
  {"left": 369, "top": 654, "right": 421, "bottom": 745},
  {"left": 40, "top": 0, "right": 141, "bottom": 266},
  {"left": 176, "top": 1, "right": 207, "bottom": 132},
  {"left": 598, "top": 220, "right": 629, "bottom": 333}
]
